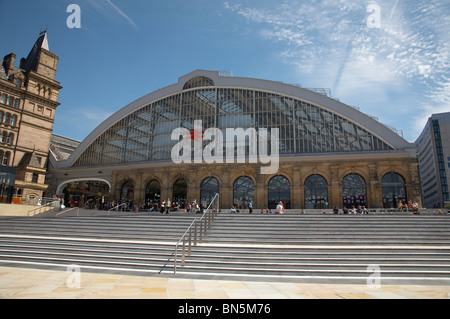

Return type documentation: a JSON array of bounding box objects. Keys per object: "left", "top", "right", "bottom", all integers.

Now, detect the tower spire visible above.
[{"left": 21, "top": 30, "right": 50, "bottom": 72}]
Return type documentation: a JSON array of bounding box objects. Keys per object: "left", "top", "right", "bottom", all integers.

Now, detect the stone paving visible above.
[{"left": 0, "top": 266, "right": 449, "bottom": 299}]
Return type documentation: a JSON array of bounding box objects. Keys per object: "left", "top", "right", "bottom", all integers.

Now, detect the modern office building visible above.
[
  {"left": 0, "top": 31, "right": 62, "bottom": 203},
  {"left": 47, "top": 70, "right": 421, "bottom": 210},
  {"left": 415, "top": 112, "right": 450, "bottom": 208}
]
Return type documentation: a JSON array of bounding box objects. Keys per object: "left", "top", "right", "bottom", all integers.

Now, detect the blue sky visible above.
[{"left": 1, "top": 0, "right": 449, "bottom": 143}]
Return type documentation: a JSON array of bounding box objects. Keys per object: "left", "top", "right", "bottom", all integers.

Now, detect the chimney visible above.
[{"left": 3, "top": 53, "right": 16, "bottom": 76}]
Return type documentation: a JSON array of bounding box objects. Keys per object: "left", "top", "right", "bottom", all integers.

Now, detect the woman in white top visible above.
[{"left": 276, "top": 201, "right": 285, "bottom": 214}]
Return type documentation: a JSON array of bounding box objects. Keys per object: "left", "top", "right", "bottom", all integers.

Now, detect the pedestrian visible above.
[
  {"left": 166, "top": 198, "right": 171, "bottom": 214},
  {"left": 160, "top": 200, "right": 165, "bottom": 214},
  {"left": 249, "top": 201, "right": 253, "bottom": 214}
]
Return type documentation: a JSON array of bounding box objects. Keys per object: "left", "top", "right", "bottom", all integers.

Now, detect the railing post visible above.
[
  {"left": 208, "top": 209, "right": 211, "bottom": 229},
  {"left": 181, "top": 237, "right": 185, "bottom": 266},
  {"left": 194, "top": 221, "right": 197, "bottom": 246},
  {"left": 188, "top": 228, "right": 192, "bottom": 256},
  {"left": 174, "top": 245, "right": 177, "bottom": 274},
  {"left": 173, "top": 193, "right": 219, "bottom": 274}
]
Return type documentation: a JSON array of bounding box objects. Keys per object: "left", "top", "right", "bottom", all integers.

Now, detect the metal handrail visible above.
[
  {"left": 107, "top": 203, "right": 127, "bottom": 215},
  {"left": 56, "top": 207, "right": 80, "bottom": 217},
  {"left": 27, "top": 201, "right": 59, "bottom": 217},
  {"left": 174, "top": 193, "right": 219, "bottom": 274}
]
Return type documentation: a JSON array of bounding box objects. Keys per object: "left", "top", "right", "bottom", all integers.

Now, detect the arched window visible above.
[
  {"left": 3, "top": 113, "right": 10, "bottom": 125},
  {"left": 305, "top": 175, "right": 328, "bottom": 209},
  {"left": 120, "top": 181, "right": 134, "bottom": 204},
  {"left": 183, "top": 76, "right": 214, "bottom": 90},
  {"left": 10, "top": 115, "right": 17, "bottom": 127},
  {"left": 7, "top": 133, "right": 14, "bottom": 145},
  {"left": 382, "top": 173, "right": 407, "bottom": 208},
  {"left": 233, "top": 176, "right": 254, "bottom": 209},
  {"left": 268, "top": 175, "right": 291, "bottom": 209},
  {"left": 342, "top": 174, "right": 367, "bottom": 208},
  {"left": 2, "top": 151, "right": 10, "bottom": 166},
  {"left": 145, "top": 180, "right": 161, "bottom": 207},
  {"left": 172, "top": 178, "right": 187, "bottom": 208},
  {"left": 200, "top": 177, "right": 219, "bottom": 207},
  {"left": 1, "top": 131, "right": 7, "bottom": 143}
]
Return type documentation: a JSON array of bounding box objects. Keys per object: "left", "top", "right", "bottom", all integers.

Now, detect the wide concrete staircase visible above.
[{"left": 1, "top": 210, "right": 450, "bottom": 285}]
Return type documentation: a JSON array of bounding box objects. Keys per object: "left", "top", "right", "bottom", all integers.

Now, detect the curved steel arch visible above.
[
  {"left": 61, "top": 70, "right": 413, "bottom": 169},
  {"left": 56, "top": 178, "right": 111, "bottom": 195}
]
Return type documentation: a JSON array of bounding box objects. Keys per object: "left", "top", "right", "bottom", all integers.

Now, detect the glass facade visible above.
[
  {"left": 342, "top": 174, "right": 367, "bottom": 208},
  {"left": 0, "top": 166, "right": 16, "bottom": 203},
  {"left": 145, "top": 180, "right": 161, "bottom": 207},
  {"left": 381, "top": 173, "right": 407, "bottom": 208},
  {"left": 305, "top": 175, "right": 329, "bottom": 209},
  {"left": 433, "top": 120, "right": 449, "bottom": 203},
  {"left": 200, "top": 177, "right": 219, "bottom": 207},
  {"left": 268, "top": 175, "right": 291, "bottom": 209},
  {"left": 233, "top": 176, "right": 254, "bottom": 209},
  {"left": 172, "top": 178, "right": 187, "bottom": 208},
  {"left": 73, "top": 83, "right": 394, "bottom": 168},
  {"left": 120, "top": 181, "right": 134, "bottom": 204}
]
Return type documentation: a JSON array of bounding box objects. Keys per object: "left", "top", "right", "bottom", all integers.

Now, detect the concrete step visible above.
[{"left": 1, "top": 213, "right": 449, "bottom": 284}]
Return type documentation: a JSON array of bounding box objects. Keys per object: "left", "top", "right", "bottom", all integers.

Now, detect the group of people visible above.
[
  {"left": 230, "top": 201, "right": 286, "bottom": 215},
  {"left": 332, "top": 205, "right": 369, "bottom": 214},
  {"left": 151, "top": 198, "right": 206, "bottom": 214},
  {"left": 398, "top": 201, "right": 420, "bottom": 213},
  {"left": 184, "top": 199, "right": 205, "bottom": 214}
]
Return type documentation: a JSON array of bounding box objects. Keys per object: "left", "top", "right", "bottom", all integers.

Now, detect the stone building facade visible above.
[
  {"left": 0, "top": 31, "right": 62, "bottom": 202},
  {"left": 47, "top": 70, "right": 421, "bottom": 210}
]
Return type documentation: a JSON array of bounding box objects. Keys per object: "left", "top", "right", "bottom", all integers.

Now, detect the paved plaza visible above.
[{"left": 0, "top": 266, "right": 449, "bottom": 299}]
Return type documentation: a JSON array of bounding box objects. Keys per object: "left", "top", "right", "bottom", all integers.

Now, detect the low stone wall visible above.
[{"left": 0, "top": 204, "right": 56, "bottom": 217}]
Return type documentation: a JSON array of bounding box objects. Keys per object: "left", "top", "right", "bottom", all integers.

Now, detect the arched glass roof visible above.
[
  {"left": 72, "top": 88, "right": 396, "bottom": 168},
  {"left": 60, "top": 70, "right": 413, "bottom": 169}
]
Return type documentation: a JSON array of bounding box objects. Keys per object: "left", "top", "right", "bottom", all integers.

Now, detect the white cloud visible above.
[
  {"left": 224, "top": 0, "right": 450, "bottom": 141},
  {"left": 84, "top": 0, "right": 139, "bottom": 30},
  {"left": 105, "top": 0, "right": 139, "bottom": 30}
]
